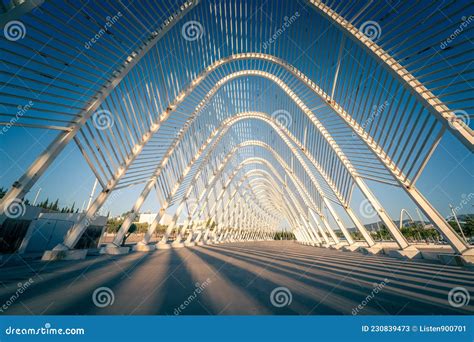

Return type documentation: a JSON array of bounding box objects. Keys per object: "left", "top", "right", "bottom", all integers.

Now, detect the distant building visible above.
[{"left": 138, "top": 212, "right": 173, "bottom": 226}]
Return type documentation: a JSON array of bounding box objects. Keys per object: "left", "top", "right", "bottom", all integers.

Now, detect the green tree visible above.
[
  {"left": 51, "top": 199, "right": 59, "bottom": 211},
  {"left": 274, "top": 232, "right": 295, "bottom": 240},
  {"left": 39, "top": 198, "right": 49, "bottom": 209},
  {"left": 350, "top": 231, "right": 363, "bottom": 240},
  {"left": 371, "top": 225, "right": 392, "bottom": 241},
  {"left": 449, "top": 217, "right": 474, "bottom": 241}
]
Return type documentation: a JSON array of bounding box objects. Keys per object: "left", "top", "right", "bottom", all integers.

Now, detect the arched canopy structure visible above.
[{"left": 0, "top": 0, "right": 472, "bottom": 260}]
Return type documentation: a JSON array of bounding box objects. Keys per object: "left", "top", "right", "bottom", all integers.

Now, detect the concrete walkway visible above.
[{"left": 0, "top": 241, "right": 472, "bottom": 315}]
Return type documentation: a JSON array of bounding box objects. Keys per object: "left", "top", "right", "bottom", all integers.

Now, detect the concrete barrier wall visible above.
[{"left": 18, "top": 213, "right": 107, "bottom": 254}]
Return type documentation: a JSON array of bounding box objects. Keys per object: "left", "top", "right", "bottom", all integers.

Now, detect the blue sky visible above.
[
  {"left": 1, "top": 114, "right": 472, "bottom": 223},
  {"left": 0, "top": 0, "right": 472, "bottom": 226}
]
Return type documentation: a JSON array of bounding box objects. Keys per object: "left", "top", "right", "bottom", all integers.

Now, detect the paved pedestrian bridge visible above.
[{"left": 0, "top": 241, "right": 472, "bottom": 315}]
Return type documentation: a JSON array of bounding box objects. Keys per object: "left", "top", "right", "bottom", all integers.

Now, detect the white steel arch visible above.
[
  {"left": 171, "top": 155, "right": 337, "bottom": 247},
  {"left": 110, "top": 112, "right": 381, "bottom": 252},
  {"left": 308, "top": 0, "right": 473, "bottom": 149},
  {"left": 1, "top": 0, "right": 471, "bottom": 265},
  {"left": 63, "top": 62, "right": 469, "bottom": 255}
]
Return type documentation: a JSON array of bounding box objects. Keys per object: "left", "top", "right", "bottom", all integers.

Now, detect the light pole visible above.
[
  {"left": 449, "top": 204, "right": 467, "bottom": 243},
  {"left": 32, "top": 188, "right": 42, "bottom": 206}
]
